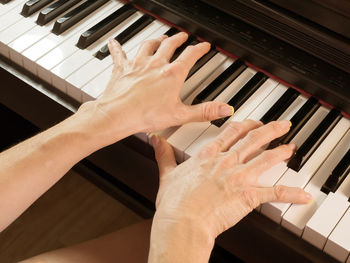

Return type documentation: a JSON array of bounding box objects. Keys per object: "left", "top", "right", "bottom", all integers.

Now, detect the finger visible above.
[
  {"left": 135, "top": 35, "right": 167, "bottom": 58},
  {"left": 170, "top": 42, "right": 211, "bottom": 78},
  {"left": 196, "top": 119, "right": 262, "bottom": 160},
  {"left": 108, "top": 38, "right": 127, "bottom": 67},
  {"left": 256, "top": 185, "right": 313, "bottom": 205},
  {"left": 182, "top": 101, "right": 233, "bottom": 123},
  {"left": 230, "top": 120, "right": 291, "bottom": 163},
  {"left": 211, "top": 119, "right": 263, "bottom": 152},
  {"left": 240, "top": 144, "right": 296, "bottom": 183},
  {"left": 151, "top": 135, "right": 177, "bottom": 179},
  {"left": 154, "top": 32, "right": 188, "bottom": 61}
]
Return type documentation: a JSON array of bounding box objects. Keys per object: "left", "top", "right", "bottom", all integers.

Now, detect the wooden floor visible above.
[{"left": 0, "top": 170, "right": 143, "bottom": 263}]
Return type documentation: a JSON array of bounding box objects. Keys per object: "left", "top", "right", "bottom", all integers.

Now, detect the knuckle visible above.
[
  {"left": 242, "top": 188, "right": 260, "bottom": 210},
  {"left": 227, "top": 121, "right": 243, "bottom": 134},
  {"left": 274, "top": 185, "right": 287, "bottom": 201},
  {"left": 270, "top": 121, "right": 282, "bottom": 133},
  {"left": 198, "top": 143, "right": 218, "bottom": 159},
  {"left": 246, "top": 129, "right": 261, "bottom": 142},
  {"left": 202, "top": 103, "right": 216, "bottom": 121},
  {"left": 184, "top": 45, "right": 195, "bottom": 53}
]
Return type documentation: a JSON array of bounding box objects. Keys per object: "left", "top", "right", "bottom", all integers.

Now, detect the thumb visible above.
[
  {"left": 183, "top": 102, "right": 234, "bottom": 123},
  {"left": 151, "top": 135, "right": 177, "bottom": 180}
]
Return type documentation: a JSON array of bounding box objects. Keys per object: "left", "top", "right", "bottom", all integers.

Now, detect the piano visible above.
[{"left": 0, "top": 0, "right": 349, "bottom": 262}]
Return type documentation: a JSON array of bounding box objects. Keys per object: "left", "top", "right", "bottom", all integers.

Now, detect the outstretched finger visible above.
[
  {"left": 202, "top": 119, "right": 263, "bottom": 156},
  {"left": 230, "top": 120, "right": 291, "bottom": 163},
  {"left": 108, "top": 38, "right": 127, "bottom": 67},
  {"left": 257, "top": 185, "right": 312, "bottom": 205},
  {"left": 244, "top": 143, "right": 296, "bottom": 178},
  {"left": 151, "top": 135, "right": 177, "bottom": 179}
]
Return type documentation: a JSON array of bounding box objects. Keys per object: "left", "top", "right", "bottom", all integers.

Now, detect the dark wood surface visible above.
[{"left": 0, "top": 53, "right": 339, "bottom": 262}]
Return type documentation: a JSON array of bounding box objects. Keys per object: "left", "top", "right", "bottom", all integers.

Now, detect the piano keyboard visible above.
[{"left": 1, "top": 0, "right": 349, "bottom": 261}]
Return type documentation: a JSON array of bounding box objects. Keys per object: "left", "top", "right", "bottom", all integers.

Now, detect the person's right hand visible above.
[{"left": 149, "top": 119, "right": 312, "bottom": 262}]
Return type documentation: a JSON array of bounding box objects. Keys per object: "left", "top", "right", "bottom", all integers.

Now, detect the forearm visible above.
[
  {"left": 0, "top": 101, "right": 133, "bottom": 231},
  {"left": 149, "top": 216, "right": 214, "bottom": 263}
]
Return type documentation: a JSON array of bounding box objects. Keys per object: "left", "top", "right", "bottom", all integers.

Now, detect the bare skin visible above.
[{"left": 0, "top": 33, "right": 312, "bottom": 262}]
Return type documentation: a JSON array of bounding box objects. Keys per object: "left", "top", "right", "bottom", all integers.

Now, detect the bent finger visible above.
[
  {"left": 151, "top": 135, "right": 177, "bottom": 178},
  {"left": 108, "top": 38, "right": 127, "bottom": 67}
]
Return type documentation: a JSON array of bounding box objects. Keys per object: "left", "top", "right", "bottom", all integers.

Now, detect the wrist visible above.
[
  {"left": 149, "top": 214, "right": 215, "bottom": 262},
  {"left": 73, "top": 99, "right": 143, "bottom": 150}
]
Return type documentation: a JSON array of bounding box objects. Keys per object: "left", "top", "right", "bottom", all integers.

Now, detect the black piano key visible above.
[
  {"left": 52, "top": 0, "right": 109, "bottom": 35},
  {"left": 37, "top": 0, "right": 82, "bottom": 26},
  {"left": 321, "top": 149, "right": 350, "bottom": 194},
  {"left": 192, "top": 59, "right": 246, "bottom": 105},
  {"left": 1, "top": 0, "right": 13, "bottom": 4},
  {"left": 260, "top": 88, "right": 299, "bottom": 124},
  {"left": 211, "top": 72, "right": 268, "bottom": 127},
  {"left": 287, "top": 108, "right": 342, "bottom": 172},
  {"left": 77, "top": 4, "right": 137, "bottom": 49},
  {"left": 170, "top": 35, "right": 199, "bottom": 63},
  {"left": 95, "top": 15, "right": 154, "bottom": 60},
  {"left": 186, "top": 45, "right": 217, "bottom": 80},
  {"left": 164, "top": 27, "right": 179, "bottom": 37},
  {"left": 268, "top": 97, "right": 320, "bottom": 149},
  {"left": 21, "top": 0, "right": 54, "bottom": 17}
]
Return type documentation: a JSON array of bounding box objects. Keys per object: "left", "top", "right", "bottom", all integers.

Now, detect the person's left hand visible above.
[{"left": 77, "top": 33, "right": 233, "bottom": 147}]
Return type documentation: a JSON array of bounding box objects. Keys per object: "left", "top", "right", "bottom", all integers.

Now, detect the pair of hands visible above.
[{"left": 85, "top": 32, "right": 311, "bottom": 249}]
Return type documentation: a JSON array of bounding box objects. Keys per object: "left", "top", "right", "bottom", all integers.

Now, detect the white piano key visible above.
[
  {"left": 261, "top": 118, "right": 350, "bottom": 223},
  {"left": 0, "top": 1, "right": 45, "bottom": 57},
  {"left": 277, "top": 95, "right": 306, "bottom": 121},
  {"left": 324, "top": 206, "right": 350, "bottom": 262},
  {"left": 22, "top": 1, "right": 122, "bottom": 74},
  {"left": 51, "top": 11, "right": 143, "bottom": 92},
  {"left": 184, "top": 77, "right": 278, "bottom": 158},
  {"left": 0, "top": 0, "right": 28, "bottom": 17},
  {"left": 81, "top": 24, "right": 170, "bottom": 103},
  {"left": 67, "top": 20, "right": 165, "bottom": 102},
  {"left": 248, "top": 84, "right": 287, "bottom": 121},
  {"left": 166, "top": 58, "right": 234, "bottom": 162},
  {"left": 282, "top": 129, "right": 350, "bottom": 236},
  {"left": 304, "top": 193, "right": 350, "bottom": 251},
  {"left": 0, "top": 0, "right": 27, "bottom": 32},
  {"left": 8, "top": 5, "right": 81, "bottom": 65},
  {"left": 179, "top": 53, "right": 228, "bottom": 101},
  {"left": 36, "top": 1, "right": 119, "bottom": 84}
]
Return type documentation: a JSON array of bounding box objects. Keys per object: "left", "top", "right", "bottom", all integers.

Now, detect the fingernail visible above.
[
  {"left": 151, "top": 134, "right": 160, "bottom": 148},
  {"left": 280, "top": 120, "right": 291, "bottom": 129},
  {"left": 305, "top": 192, "right": 313, "bottom": 201},
  {"left": 219, "top": 105, "right": 234, "bottom": 117},
  {"left": 289, "top": 121, "right": 292, "bottom": 127},
  {"left": 179, "top": 32, "right": 188, "bottom": 37}
]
